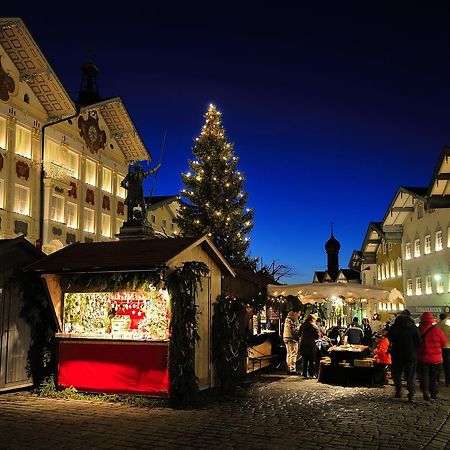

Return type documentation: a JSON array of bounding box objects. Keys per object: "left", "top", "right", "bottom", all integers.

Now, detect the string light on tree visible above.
[{"left": 177, "top": 103, "right": 255, "bottom": 268}]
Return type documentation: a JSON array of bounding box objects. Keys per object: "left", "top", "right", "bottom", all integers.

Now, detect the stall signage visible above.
[{"left": 413, "top": 306, "right": 445, "bottom": 314}]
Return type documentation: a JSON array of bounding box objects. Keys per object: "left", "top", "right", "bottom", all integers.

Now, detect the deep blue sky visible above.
[{"left": 6, "top": 3, "right": 450, "bottom": 282}]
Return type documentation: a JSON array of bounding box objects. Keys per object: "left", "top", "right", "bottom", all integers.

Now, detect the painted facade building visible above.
[
  {"left": 146, "top": 195, "right": 180, "bottom": 237},
  {"left": 0, "top": 18, "right": 151, "bottom": 253}
]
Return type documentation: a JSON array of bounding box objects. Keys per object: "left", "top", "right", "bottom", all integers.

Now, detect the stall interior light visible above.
[{"left": 434, "top": 274, "right": 442, "bottom": 281}]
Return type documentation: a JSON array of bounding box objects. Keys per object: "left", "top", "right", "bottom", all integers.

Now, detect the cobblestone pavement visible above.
[{"left": 0, "top": 374, "right": 449, "bottom": 450}]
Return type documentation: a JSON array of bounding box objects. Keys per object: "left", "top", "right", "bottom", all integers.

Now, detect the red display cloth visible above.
[{"left": 58, "top": 341, "right": 169, "bottom": 397}]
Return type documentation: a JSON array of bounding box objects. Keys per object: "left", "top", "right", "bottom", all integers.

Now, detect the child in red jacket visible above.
[
  {"left": 418, "top": 312, "right": 447, "bottom": 400},
  {"left": 373, "top": 332, "right": 392, "bottom": 384}
]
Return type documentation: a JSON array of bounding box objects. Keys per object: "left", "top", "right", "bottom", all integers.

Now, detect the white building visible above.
[
  {"left": 0, "top": 18, "right": 152, "bottom": 253},
  {"left": 383, "top": 147, "right": 450, "bottom": 318}
]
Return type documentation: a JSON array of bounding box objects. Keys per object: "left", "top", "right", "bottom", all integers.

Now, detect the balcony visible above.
[{"left": 43, "top": 161, "right": 73, "bottom": 185}]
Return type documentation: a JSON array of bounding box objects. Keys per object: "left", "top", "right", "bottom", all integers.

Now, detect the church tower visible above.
[
  {"left": 77, "top": 59, "right": 100, "bottom": 107},
  {"left": 325, "top": 225, "right": 340, "bottom": 281}
]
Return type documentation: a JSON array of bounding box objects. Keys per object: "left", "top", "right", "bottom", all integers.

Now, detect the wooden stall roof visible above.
[{"left": 25, "top": 236, "right": 235, "bottom": 276}]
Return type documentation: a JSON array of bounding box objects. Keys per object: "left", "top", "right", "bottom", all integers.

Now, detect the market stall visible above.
[{"left": 27, "top": 236, "right": 234, "bottom": 397}]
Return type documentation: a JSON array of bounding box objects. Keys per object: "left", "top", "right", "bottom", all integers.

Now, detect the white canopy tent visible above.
[{"left": 267, "top": 283, "right": 405, "bottom": 305}]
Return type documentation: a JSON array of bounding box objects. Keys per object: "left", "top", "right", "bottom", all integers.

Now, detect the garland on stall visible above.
[
  {"left": 167, "top": 261, "right": 209, "bottom": 409},
  {"left": 15, "top": 272, "right": 57, "bottom": 387},
  {"left": 212, "top": 294, "right": 248, "bottom": 394},
  {"left": 62, "top": 271, "right": 161, "bottom": 293}
]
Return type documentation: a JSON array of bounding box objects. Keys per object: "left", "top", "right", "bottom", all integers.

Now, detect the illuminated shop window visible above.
[
  {"left": 101, "top": 213, "right": 111, "bottom": 237},
  {"left": 85, "top": 159, "right": 97, "bottom": 186},
  {"left": 414, "top": 239, "right": 421, "bottom": 257},
  {"left": 84, "top": 207, "right": 95, "bottom": 233},
  {"left": 0, "top": 179, "right": 4, "bottom": 209},
  {"left": 425, "top": 275, "right": 432, "bottom": 295},
  {"left": 66, "top": 202, "right": 78, "bottom": 228},
  {"left": 406, "top": 279, "right": 413, "bottom": 296},
  {"left": 16, "top": 125, "right": 31, "bottom": 158},
  {"left": 436, "top": 275, "right": 444, "bottom": 294},
  {"left": 102, "top": 167, "right": 112, "bottom": 193},
  {"left": 390, "top": 260, "right": 395, "bottom": 278},
  {"left": 50, "top": 194, "right": 65, "bottom": 223},
  {"left": 405, "top": 242, "right": 411, "bottom": 260},
  {"left": 397, "top": 258, "right": 402, "bottom": 276},
  {"left": 14, "top": 184, "right": 30, "bottom": 216},
  {"left": 116, "top": 175, "right": 126, "bottom": 198},
  {"left": 0, "top": 116, "right": 6, "bottom": 149},
  {"left": 62, "top": 288, "right": 170, "bottom": 341},
  {"left": 425, "top": 235, "right": 431, "bottom": 254},
  {"left": 435, "top": 230, "right": 443, "bottom": 251},
  {"left": 68, "top": 150, "right": 79, "bottom": 179},
  {"left": 415, "top": 277, "right": 422, "bottom": 295}
]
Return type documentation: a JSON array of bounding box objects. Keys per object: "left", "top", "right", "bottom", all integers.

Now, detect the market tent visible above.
[{"left": 267, "top": 283, "right": 405, "bottom": 304}]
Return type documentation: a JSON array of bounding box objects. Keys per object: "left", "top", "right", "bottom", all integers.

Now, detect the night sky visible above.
[{"left": 5, "top": 4, "right": 450, "bottom": 282}]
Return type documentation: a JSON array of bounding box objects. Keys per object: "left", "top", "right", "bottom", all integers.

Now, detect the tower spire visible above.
[{"left": 77, "top": 50, "right": 100, "bottom": 107}]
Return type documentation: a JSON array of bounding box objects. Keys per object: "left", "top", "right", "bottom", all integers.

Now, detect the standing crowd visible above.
[{"left": 283, "top": 307, "right": 450, "bottom": 401}]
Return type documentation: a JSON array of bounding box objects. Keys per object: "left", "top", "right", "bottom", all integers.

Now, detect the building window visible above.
[
  {"left": 66, "top": 202, "right": 78, "bottom": 228},
  {"left": 377, "top": 265, "right": 381, "bottom": 281},
  {"left": 435, "top": 230, "right": 443, "bottom": 251},
  {"left": 0, "top": 179, "right": 4, "bottom": 209},
  {"left": 425, "top": 275, "right": 432, "bottom": 295},
  {"left": 151, "top": 214, "right": 156, "bottom": 224},
  {"left": 171, "top": 220, "right": 175, "bottom": 231},
  {"left": 405, "top": 242, "right": 411, "bottom": 260},
  {"left": 424, "top": 235, "right": 431, "bottom": 254},
  {"left": 116, "top": 218, "right": 124, "bottom": 234},
  {"left": 67, "top": 150, "right": 79, "bottom": 179},
  {"left": 387, "top": 242, "right": 392, "bottom": 252},
  {"left": 14, "top": 184, "right": 30, "bottom": 216},
  {"left": 116, "top": 175, "right": 126, "bottom": 198},
  {"left": 101, "top": 213, "right": 111, "bottom": 237},
  {"left": 102, "top": 167, "right": 112, "bottom": 193},
  {"left": 385, "top": 262, "right": 390, "bottom": 279},
  {"left": 16, "top": 126, "right": 31, "bottom": 158},
  {"left": 381, "top": 264, "right": 385, "bottom": 280},
  {"left": 448, "top": 227, "right": 450, "bottom": 248},
  {"left": 0, "top": 116, "right": 6, "bottom": 149},
  {"left": 417, "top": 203, "right": 424, "bottom": 219},
  {"left": 397, "top": 258, "right": 402, "bottom": 276},
  {"left": 407, "top": 279, "right": 413, "bottom": 296},
  {"left": 390, "top": 260, "right": 395, "bottom": 278},
  {"left": 415, "top": 277, "right": 422, "bottom": 295},
  {"left": 50, "top": 194, "right": 65, "bottom": 223},
  {"left": 162, "top": 219, "right": 167, "bottom": 229},
  {"left": 85, "top": 159, "right": 97, "bottom": 186},
  {"left": 84, "top": 207, "right": 95, "bottom": 233},
  {"left": 436, "top": 275, "right": 444, "bottom": 294},
  {"left": 414, "top": 239, "right": 421, "bottom": 257}
]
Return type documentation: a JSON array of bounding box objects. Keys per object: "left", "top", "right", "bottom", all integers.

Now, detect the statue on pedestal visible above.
[{"left": 121, "top": 162, "right": 161, "bottom": 224}]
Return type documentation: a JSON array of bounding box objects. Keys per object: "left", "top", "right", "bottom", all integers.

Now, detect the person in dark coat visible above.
[
  {"left": 388, "top": 309, "right": 421, "bottom": 401},
  {"left": 344, "top": 317, "right": 364, "bottom": 344},
  {"left": 362, "top": 318, "right": 373, "bottom": 347},
  {"left": 299, "top": 314, "right": 320, "bottom": 378},
  {"left": 417, "top": 312, "right": 447, "bottom": 400}
]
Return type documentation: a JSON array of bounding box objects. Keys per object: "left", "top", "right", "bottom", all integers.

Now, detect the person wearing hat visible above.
[
  {"left": 299, "top": 314, "right": 320, "bottom": 378},
  {"left": 417, "top": 312, "right": 447, "bottom": 400},
  {"left": 387, "top": 309, "right": 421, "bottom": 401}
]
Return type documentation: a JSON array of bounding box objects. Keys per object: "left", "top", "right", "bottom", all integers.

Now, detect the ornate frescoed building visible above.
[{"left": 0, "top": 17, "right": 152, "bottom": 253}]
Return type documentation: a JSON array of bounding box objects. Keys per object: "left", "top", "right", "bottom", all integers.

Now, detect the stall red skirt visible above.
[{"left": 58, "top": 340, "right": 169, "bottom": 397}]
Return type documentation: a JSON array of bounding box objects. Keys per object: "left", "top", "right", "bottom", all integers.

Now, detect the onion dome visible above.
[{"left": 325, "top": 231, "right": 341, "bottom": 253}]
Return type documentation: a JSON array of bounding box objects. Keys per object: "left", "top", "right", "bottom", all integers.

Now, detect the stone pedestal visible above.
[{"left": 116, "top": 221, "right": 155, "bottom": 240}]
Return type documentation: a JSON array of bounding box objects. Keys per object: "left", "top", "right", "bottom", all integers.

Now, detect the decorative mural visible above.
[
  {"left": 66, "top": 233, "right": 76, "bottom": 244},
  {"left": 16, "top": 160, "right": 30, "bottom": 180},
  {"left": 68, "top": 181, "right": 77, "bottom": 199},
  {"left": 0, "top": 55, "right": 15, "bottom": 102},
  {"left": 14, "top": 220, "right": 28, "bottom": 235},
  {"left": 117, "top": 201, "right": 124, "bottom": 216},
  {"left": 78, "top": 110, "right": 107, "bottom": 154},
  {"left": 86, "top": 188, "right": 95, "bottom": 205},
  {"left": 102, "top": 195, "right": 110, "bottom": 210},
  {"left": 52, "top": 227, "right": 63, "bottom": 236}
]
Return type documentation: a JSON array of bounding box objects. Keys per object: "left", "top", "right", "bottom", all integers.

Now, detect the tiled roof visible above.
[
  {"left": 233, "top": 267, "right": 277, "bottom": 286},
  {"left": 340, "top": 269, "right": 361, "bottom": 281},
  {"left": 313, "top": 271, "right": 325, "bottom": 283},
  {"left": 26, "top": 237, "right": 200, "bottom": 273},
  {"left": 401, "top": 186, "right": 428, "bottom": 198},
  {"left": 145, "top": 195, "right": 178, "bottom": 206}
]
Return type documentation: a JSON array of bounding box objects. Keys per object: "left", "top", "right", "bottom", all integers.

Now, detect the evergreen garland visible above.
[
  {"left": 167, "top": 261, "right": 209, "bottom": 409},
  {"left": 177, "top": 104, "right": 256, "bottom": 269},
  {"left": 212, "top": 294, "right": 248, "bottom": 394}
]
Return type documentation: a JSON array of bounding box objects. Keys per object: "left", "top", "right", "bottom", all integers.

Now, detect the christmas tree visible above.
[{"left": 177, "top": 104, "right": 255, "bottom": 268}]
